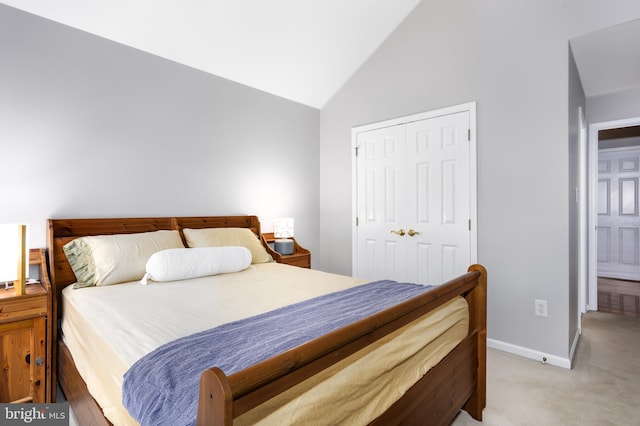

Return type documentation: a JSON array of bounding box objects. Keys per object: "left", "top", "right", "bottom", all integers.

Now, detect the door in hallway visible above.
[{"left": 598, "top": 147, "right": 640, "bottom": 280}]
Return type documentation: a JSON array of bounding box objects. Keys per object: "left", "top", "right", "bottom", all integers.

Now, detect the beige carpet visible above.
[{"left": 453, "top": 311, "right": 640, "bottom": 425}]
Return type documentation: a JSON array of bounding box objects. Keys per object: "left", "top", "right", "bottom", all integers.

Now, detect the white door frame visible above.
[
  {"left": 587, "top": 116, "right": 640, "bottom": 311},
  {"left": 351, "top": 101, "right": 478, "bottom": 276},
  {"left": 578, "top": 107, "right": 588, "bottom": 320}
]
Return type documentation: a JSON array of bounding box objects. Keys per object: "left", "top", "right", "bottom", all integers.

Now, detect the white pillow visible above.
[
  {"left": 140, "top": 246, "right": 252, "bottom": 284},
  {"left": 182, "top": 227, "right": 272, "bottom": 264},
  {"left": 63, "top": 230, "right": 185, "bottom": 288}
]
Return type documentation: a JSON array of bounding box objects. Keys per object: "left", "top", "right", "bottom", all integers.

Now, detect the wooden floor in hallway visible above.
[{"left": 598, "top": 276, "right": 640, "bottom": 317}]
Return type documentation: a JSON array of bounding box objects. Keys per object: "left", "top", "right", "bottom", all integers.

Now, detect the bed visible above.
[{"left": 47, "top": 215, "right": 486, "bottom": 426}]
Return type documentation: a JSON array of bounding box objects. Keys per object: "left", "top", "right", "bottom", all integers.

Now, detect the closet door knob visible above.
[
  {"left": 408, "top": 229, "right": 420, "bottom": 236},
  {"left": 390, "top": 229, "right": 405, "bottom": 236}
]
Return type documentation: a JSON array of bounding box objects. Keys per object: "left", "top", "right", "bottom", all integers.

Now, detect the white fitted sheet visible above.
[{"left": 61, "top": 262, "right": 468, "bottom": 425}]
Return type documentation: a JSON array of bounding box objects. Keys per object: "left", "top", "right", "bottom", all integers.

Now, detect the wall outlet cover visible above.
[{"left": 535, "top": 299, "right": 548, "bottom": 317}]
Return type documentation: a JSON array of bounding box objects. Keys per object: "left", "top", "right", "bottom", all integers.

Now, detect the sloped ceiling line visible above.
[
  {"left": 0, "top": 0, "right": 423, "bottom": 108},
  {"left": 3, "top": 2, "right": 640, "bottom": 105}
]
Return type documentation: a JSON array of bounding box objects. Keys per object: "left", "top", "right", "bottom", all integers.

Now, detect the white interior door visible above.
[
  {"left": 597, "top": 147, "right": 640, "bottom": 280},
  {"left": 356, "top": 124, "right": 408, "bottom": 282},
  {"left": 354, "top": 105, "right": 474, "bottom": 286},
  {"left": 405, "top": 112, "right": 471, "bottom": 285}
]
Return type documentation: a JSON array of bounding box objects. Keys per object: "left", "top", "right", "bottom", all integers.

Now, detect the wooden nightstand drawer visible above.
[
  {"left": 0, "top": 291, "right": 47, "bottom": 322},
  {"left": 279, "top": 254, "right": 311, "bottom": 268}
]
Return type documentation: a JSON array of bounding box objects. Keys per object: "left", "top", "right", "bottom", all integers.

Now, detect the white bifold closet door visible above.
[{"left": 355, "top": 110, "right": 471, "bottom": 286}]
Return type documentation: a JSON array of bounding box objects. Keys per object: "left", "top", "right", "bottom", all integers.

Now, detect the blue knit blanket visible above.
[{"left": 122, "top": 280, "right": 433, "bottom": 426}]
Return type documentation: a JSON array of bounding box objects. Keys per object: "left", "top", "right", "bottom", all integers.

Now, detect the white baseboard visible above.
[{"left": 487, "top": 338, "right": 572, "bottom": 369}]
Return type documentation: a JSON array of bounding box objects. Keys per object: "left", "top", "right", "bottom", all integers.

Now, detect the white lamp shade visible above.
[
  {"left": 273, "top": 218, "right": 294, "bottom": 239},
  {"left": 0, "top": 224, "right": 28, "bottom": 283}
]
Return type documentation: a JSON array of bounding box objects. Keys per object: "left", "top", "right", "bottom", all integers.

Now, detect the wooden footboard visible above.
[{"left": 197, "top": 264, "right": 487, "bottom": 425}]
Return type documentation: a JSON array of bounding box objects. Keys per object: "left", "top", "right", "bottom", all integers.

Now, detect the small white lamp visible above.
[
  {"left": 273, "top": 218, "right": 294, "bottom": 255},
  {"left": 0, "top": 224, "right": 28, "bottom": 295}
]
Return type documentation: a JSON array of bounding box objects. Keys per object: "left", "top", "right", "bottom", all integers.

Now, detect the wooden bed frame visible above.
[{"left": 47, "top": 215, "right": 486, "bottom": 426}]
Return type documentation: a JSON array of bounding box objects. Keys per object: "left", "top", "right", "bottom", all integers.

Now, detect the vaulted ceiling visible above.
[
  {"left": 2, "top": 1, "right": 640, "bottom": 108},
  {"left": 0, "top": 0, "right": 422, "bottom": 108}
]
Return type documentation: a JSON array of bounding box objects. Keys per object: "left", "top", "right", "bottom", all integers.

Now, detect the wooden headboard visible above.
[
  {"left": 46, "top": 215, "right": 262, "bottom": 406},
  {"left": 47, "top": 215, "right": 261, "bottom": 317}
]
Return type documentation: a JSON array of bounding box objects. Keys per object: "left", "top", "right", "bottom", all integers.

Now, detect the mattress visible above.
[{"left": 61, "top": 262, "right": 468, "bottom": 425}]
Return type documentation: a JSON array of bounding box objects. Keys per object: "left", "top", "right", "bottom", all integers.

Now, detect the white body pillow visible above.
[{"left": 141, "top": 247, "right": 252, "bottom": 284}]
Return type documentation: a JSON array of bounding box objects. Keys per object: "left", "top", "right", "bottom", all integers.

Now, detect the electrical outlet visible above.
[{"left": 535, "top": 299, "right": 548, "bottom": 317}]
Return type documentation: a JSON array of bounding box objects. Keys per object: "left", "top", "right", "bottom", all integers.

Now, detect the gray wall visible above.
[
  {"left": 319, "top": 0, "right": 640, "bottom": 360},
  {"left": 5, "top": 0, "right": 640, "bottom": 364},
  {"left": 0, "top": 5, "right": 320, "bottom": 258}
]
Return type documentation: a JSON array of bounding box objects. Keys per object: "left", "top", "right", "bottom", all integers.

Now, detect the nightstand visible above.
[
  {"left": 0, "top": 248, "right": 51, "bottom": 403},
  {"left": 261, "top": 233, "right": 311, "bottom": 268}
]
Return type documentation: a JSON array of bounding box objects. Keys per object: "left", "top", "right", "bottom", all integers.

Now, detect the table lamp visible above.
[
  {"left": 273, "top": 218, "right": 294, "bottom": 255},
  {"left": 0, "top": 224, "right": 28, "bottom": 295}
]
